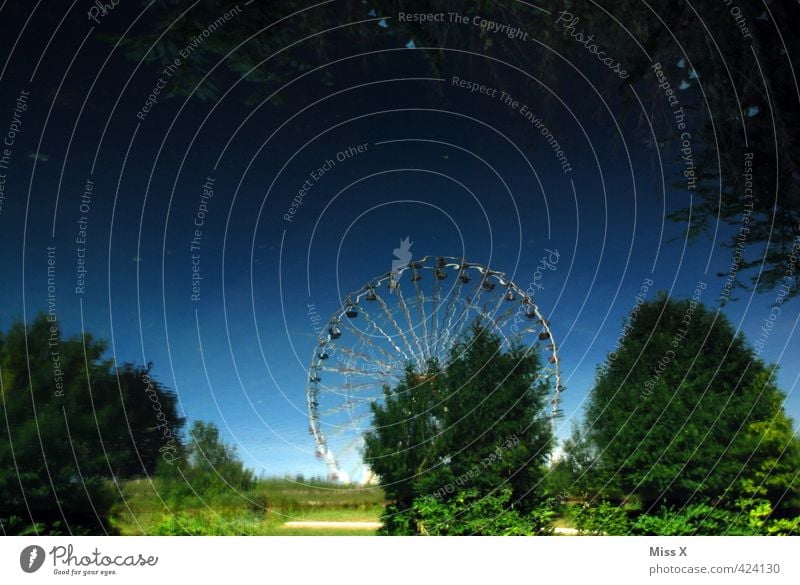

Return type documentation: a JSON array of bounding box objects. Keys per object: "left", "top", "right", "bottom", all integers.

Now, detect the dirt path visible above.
[
  {"left": 282, "top": 521, "right": 580, "bottom": 534},
  {"left": 283, "top": 521, "right": 383, "bottom": 529}
]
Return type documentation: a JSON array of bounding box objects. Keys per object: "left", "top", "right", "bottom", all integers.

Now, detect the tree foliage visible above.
[
  {"left": 578, "top": 294, "right": 800, "bottom": 519},
  {"left": 182, "top": 420, "right": 256, "bottom": 492},
  {"left": 116, "top": 1, "right": 799, "bottom": 296},
  {"left": 115, "top": 0, "right": 556, "bottom": 103},
  {"left": 412, "top": 487, "right": 555, "bottom": 536},
  {"left": 602, "top": 2, "right": 800, "bottom": 297},
  {"left": 0, "top": 314, "right": 185, "bottom": 535},
  {"left": 364, "top": 321, "right": 553, "bottom": 534}
]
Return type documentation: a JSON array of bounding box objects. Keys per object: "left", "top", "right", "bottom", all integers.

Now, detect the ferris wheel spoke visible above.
[
  {"left": 323, "top": 396, "right": 374, "bottom": 416},
  {"left": 489, "top": 282, "right": 514, "bottom": 318},
  {"left": 334, "top": 318, "right": 405, "bottom": 373},
  {"left": 372, "top": 286, "right": 419, "bottom": 363},
  {"left": 322, "top": 412, "right": 373, "bottom": 438},
  {"left": 434, "top": 277, "right": 464, "bottom": 358},
  {"left": 428, "top": 272, "right": 442, "bottom": 357},
  {"left": 485, "top": 301, "right": 520, "bottom": 340},
  {"left": 349, "top": 302, "right": 414, "bottom": 364},
  {"left": 491, "top": 306, "right": 515, "bottom": 330},
  {"left": 395, "top": 285, "right": 426, "bottom": 367},
  {"left": 445, "top": 277, "right": 489, "bottom": 345},
  {"left": 319, "top": 381, "right": 388, "bottom": 398},
  {"left": 340, "top": 379, "right": 397, "bottom": 390},
  {"left": 318, "top": 363, "right": 397, "bottom": 382},
  {"left": 328, "top": 331, "right": 397, "bottom": 371},
  {"left": 410, "top": 271, "right": 433, "bottom": 360}
]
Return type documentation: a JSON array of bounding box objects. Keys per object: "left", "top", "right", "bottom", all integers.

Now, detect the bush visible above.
[
  {"left": 412, "top": 488, "right": 555, "bottom": 536},
  {"left": 570, "top": 501, "right": 630, "bottom": 535},
  {"left": 630, "top": 504, "right": 756, "bottom": 536},
  {"left": 632, "top": 501, "right": 800, "bottom": 535},
  {"left": 570, "top": 499, "right": 800, "bottom": 536},
  {"left": 765, "top": 517, "right": 800, "bottom": 536}
]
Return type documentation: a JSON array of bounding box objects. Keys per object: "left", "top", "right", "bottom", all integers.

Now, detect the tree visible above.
[
  {"left": 183, "top": 420, "right": 255, "bottom": 492},
  {"left": 363, "top": 360, "right": 445, "bottom": 534},
  {"left": 436, "top": 323, "right": 552, "bottom": 511},
  {"left": 115, "top": 1, "right": 799, "bottom": 297},
  {"left": 364, "top": 321, "right": 553, "bottom": 534},
  {"left": 113, "top": 0, "right": 556, "bottom": 104},
  {"left": 556, "top": 422, "right": 598, "bottom": 500},
  {"left": 580, "top": 293, "right": 800, "bottom": 517},
  {"left": 0, "top": 314, "right": 185, "bottom": 535},
  {"left": 100, "top": 362, "right": 185, "bottom": 477},
  {"left": 538, "top": 1, "right": 799, "bottom": 297},
  {"left": 603, "top": 2, "right": 800, "bottom": 298}
]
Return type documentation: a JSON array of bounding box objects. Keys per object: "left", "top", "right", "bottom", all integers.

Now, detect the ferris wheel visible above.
[{"left": 306, "top": 256, "right": 562, "bottom": 482}]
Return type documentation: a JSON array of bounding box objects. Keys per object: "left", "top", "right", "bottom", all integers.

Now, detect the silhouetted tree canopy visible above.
[
  {"left": 0, "top": 314, "right": 185, "bottom": 535},
  {"left": 115, "top": 0, "right": 799, "bottom": 297}
]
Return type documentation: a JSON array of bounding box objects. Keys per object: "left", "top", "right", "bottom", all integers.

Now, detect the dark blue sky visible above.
[{"left": 1, "top": 1, "right": 796, "bottom": 479}]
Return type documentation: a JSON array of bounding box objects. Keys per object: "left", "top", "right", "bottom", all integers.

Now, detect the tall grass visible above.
[{"left": 110, "top": 475, "right": 385, "bottom": 535}]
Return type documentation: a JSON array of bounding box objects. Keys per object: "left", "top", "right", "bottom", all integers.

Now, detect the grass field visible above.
[
  {"left": 109, "top": 477, "right": 587, "bottom": 535},
  {"left": 110, "top": 478, "right": 385, "bottom": 536}
]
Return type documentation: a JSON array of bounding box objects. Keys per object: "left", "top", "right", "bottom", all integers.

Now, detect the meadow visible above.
[{"left": 110, "top": 477, "right": 385, "bottom": 536}]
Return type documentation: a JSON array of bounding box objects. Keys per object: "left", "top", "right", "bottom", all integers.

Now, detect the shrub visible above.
[
  {"left": 629, "top": 504, "right": 755, "bottom": 535},
  {"left": 570, "top": 501, "right": 630, "bottom": 535},
  {"left": 412, "top": 488, "right": 555, "bottom": 536}
]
